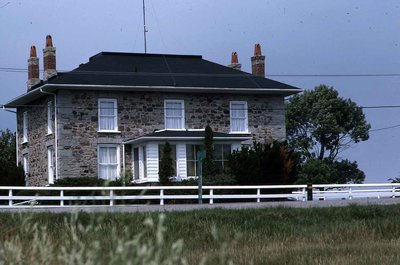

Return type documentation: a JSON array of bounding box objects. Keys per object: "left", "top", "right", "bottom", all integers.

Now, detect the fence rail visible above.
[{"left": 0, "top": 183, "right": 399, "bottom": 208}]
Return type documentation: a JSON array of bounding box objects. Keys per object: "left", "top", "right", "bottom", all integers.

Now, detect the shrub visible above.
[
  {"left": 159, "top": 142, "right": 173, "bottom": 185},
  {"left": 228, "top": 141, "right": 299, "bottom": 185},
  {"left": 54, "top": 177, "right": 106, "bottom": 187}
]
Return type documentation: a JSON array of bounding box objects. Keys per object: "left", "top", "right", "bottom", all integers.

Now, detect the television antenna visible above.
[{"left": 142, "top": 0, "right": 148, "bottom": 53}]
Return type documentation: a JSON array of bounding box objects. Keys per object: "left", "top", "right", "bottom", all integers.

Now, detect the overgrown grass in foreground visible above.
[{"left": 1, "top": 205, "right": 400, "bottom": 264}]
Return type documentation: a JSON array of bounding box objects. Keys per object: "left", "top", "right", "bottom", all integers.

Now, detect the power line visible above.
[
  {"left": 1, "top": 67, "right": 400, "bottom": 77},
  {"left": 370, "top": 124, "right": 400, "bottom": 132}
]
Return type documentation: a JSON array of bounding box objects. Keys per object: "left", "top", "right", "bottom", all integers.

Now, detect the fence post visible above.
[
  {"left": 209, "top": 189, "right": 213, "bottom": 205},
  {"left": 160, "top": 189, "right": 164, "bottom": 206},
  {"left": 257, "top": 188, "right": 261, "bottom": 203},
  {"left": 60, "top": 190, "right": 64, "bottom": 206},
  {"left": 109, "top": 190, "right": 114, "bottom": 206},
  {"left": 392, "top": 186, "right": 396, "bottom": 199},
  {"left": 349, "top": 187, "right": 352, "bottom": 200},
  {"left": 307, "top": 184, "right": 313, "bottom": 201},
  {"left": 8, "top": 189, "right": 12, "bottom": 206}
]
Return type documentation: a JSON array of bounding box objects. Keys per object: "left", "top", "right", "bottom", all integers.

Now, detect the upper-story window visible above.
[
  {"left": 164, "top": 100, "right": 185, "bottom": 129},
  {"left": 230, "top": 101, "right": 248, "bottom": 133},
  {"left": 47, "top": 101, "right": 53, "bottom": 135},
  {"left": 22, "top": 111, "right": 28, "bottom": 143},
  {"left": 98, "top": 98, "right": 118, "bottom": 132}
]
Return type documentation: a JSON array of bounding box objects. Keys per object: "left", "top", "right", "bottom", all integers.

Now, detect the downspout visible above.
[
  {"left": 122, "top": 143, "right": 126, "bottom": 178},
  {"left": 39, "top": 89, "right": 58, "bottom": 181}
]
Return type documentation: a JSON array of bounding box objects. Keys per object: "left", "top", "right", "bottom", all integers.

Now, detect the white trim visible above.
[
  {"left": 164, "top": 99, "right": 185, "bottom": 130},
  {"left": 48, "top": 147, "right": 55, "bottom": 184},
  {"left": 230, "top": 101, "right": 248, "bottom": 133},
  {"left": 22, "top": 111, "right": 28, "bottom": 143},
  {"left": 47, "top": 101, "right": 53, "bottom": 135},
  {"left": 97, "top": 144, "right": 121, "bottom": 180},
  {"left": 124, "top": 136, "right": 251, "bottom": 145},
  {"left": 98, "top": 98, "right": 118, "bottom": 132}
]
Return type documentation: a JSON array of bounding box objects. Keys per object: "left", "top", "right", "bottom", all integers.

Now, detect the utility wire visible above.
[{"left": 1, "top": 67, "right": 400, "bottom": 77}]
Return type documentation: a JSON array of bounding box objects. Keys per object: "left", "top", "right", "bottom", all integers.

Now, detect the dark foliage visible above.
[
  {"left": 203, "top": 125, "right": 217, "bottom": 178},
  {"left": 0, "top": 129, "right": 25, "bottom": 186},
  {"left": 228, "top": 141, "right": 299, "bottom": 185},
  {"left": 159, "top": 142, "right": 173, "bottom": 185}
]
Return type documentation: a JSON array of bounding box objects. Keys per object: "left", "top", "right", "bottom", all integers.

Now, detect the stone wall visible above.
[
  {"left": 17, "top": 95, "right": 55, "bottom": 186},
  {"left": 56, "top": 89, "right": 286, "bottom": 179}
]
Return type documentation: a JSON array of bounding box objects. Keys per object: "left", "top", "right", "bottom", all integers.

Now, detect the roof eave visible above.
[{"left": 4, "top": 83, "right": 302, "bottom": 107}]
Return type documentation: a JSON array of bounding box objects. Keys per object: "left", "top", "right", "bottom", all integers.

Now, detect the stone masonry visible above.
[{"left": 55, "top": 89, "right": 285, "bottom": 180}]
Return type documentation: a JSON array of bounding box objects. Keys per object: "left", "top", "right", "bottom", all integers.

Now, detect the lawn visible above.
[{"left": 1, "top": 204, "right": 400, "bottom": 264}]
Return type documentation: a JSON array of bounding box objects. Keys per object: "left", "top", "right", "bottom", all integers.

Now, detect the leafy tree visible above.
[
  {"left": 158, "top": 142, "right": 173, "bottom": 185},
  {"left": 228, "top": 141, "right": 299, "bottom": 185},
  {"left": 296, "top": 158, "right": 365, "bottom": 184},
  {"left": 286, "top": 84, "right": 370, "bottom": 161},
  {"left": 203, "top": 125, "right": 216, "bottom": 178},
  {"left": 286, "top": 85, "right": 370, "bottom": 184},
  {"left": 0, "top": 129, "right": 25, "bottom": 186}
]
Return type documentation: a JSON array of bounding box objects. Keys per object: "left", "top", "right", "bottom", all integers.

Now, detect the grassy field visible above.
[{"left": 1, "top": 204, "right": 400, "bottom": 264}]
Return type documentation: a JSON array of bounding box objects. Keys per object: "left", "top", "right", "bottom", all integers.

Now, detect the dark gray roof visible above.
[
  {"left": 123, "top": 130, "right": 252, "bottom": 144},
  {"left": 5, "top": 52, "right": 302, "bottom": 107},
  {"left": 46, "top": 52, "right": 300, "bottom": 90}
]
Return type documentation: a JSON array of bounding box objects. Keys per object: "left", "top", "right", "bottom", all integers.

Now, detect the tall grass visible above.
[{"left": 1, "top": 204, "right": 400, "bottom": 264}]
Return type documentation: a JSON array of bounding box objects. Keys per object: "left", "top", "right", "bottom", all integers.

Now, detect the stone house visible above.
[{"left": 5, "top": 35, "right": 301, "bottom": 186}]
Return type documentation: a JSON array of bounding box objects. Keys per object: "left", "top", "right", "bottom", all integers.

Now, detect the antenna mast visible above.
[{"left": 142, "top": 0, "right": 148, "bottom": 53}]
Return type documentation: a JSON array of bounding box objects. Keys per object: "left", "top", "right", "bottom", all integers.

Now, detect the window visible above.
[
  {"left": 23, "top": 154, "right": 29, "bottom": 182},
  {"left": 47, "top": 101, "right": 53, "bottom": 134},
  {"left": 186, "top": 144, "right": 203, "bottom": 177},
  {"left": 158, "top": 144, "right": 177, "bottom": 176},
  {"left": 22, "top": 111, "right": 28, "bottom": 143},
  {"left": 98, "top": 145, "right": 120, "bottom": 180},
  {"left": 98, "top": 99, "right": 118, "bottom": 132},
  {"left": 164, "top": 100, "right": 184, "bottom": 129},
  {"left": 230, "top": 101, "right": 248, "bottom": 133},
  {"left": 48, "top": 147, "right": 55, "bottom": 184},
  {"left": 213, "top": 144, "right": 232, "bottom": 173},
  {"left": 132, "top": 146, "right": 148, "bottom": 180}
]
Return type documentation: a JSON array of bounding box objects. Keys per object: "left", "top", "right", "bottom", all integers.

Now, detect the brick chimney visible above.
[
  {"left": 27, "top": 45, "right": 40, "bottom": 90},
  {"left": 228, "top": 52, "right": 241, "bottom": 71},
  {"left": 251, "top": 43, "right": 265, "bottom": 77},
  {"left": 43, "top": 35, "right": 56, "bottom": 81}
]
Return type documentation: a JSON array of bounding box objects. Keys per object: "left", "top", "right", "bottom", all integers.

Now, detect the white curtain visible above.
[
  {"left": 99, "top": 146, "right": 118, "bottom": 180},
  {"left": 231, "top": 103, "right": 246, "bottom": 132},
  {"left": 166, "top": 102, "right": 183, "bottom": 129},
  {"left": 99, "top": 101, "right": 115, "bottom": 130}
]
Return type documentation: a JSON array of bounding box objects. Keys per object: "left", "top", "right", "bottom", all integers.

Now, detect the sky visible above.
[{"left": 0, "top": 0, "right": 399, "bottom": 183}]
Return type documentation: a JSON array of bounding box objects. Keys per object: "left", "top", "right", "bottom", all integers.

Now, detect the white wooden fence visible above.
[{"left": 0, "top": 183, "right": 399, "bottom": 208}]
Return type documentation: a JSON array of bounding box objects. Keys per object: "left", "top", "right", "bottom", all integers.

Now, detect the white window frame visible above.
[
  {"left": 97, "top": 144, "right": 120, "bottom": 180},
  {"left": 98, "top": 98, "right": 118, "bottom": 132},
  {"left": 48, "top": 147, "right": 55, "bottom": 184},
  {"left": 22, "top": 111, "right": 28, "bottom": 143},
  {"left": 23, "top": 154, "right": 29, "bottom": 182},
  {"left": 164, "top": 100, "right": 185, "bottom": 130},
  {"left": 230, "top": 101, "right": 248, "bottom": 133},
  {"left": 47, "top": 101, "right": 53, "bottom": 135}
]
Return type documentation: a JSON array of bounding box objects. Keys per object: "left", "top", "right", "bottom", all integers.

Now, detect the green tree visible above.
[
  {"left": 286, "top": 85, "right": 370, "bottom": 184},
  {"left": 296, "top": 158, "right": 365, "bottom": 184},
  {"left": 158, "top": 142, "right": 173, "bottom": 185},
  {"left": 203, "top": 125, "right": 216, "bottom": 178},
  {"left": 0, "top": 129, "right": 25, "bottom": 186}
]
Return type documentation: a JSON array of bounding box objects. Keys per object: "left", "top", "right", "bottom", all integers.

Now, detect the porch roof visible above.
[{"left": 123, "top": 130, "right": 252, "bottom": 145}]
